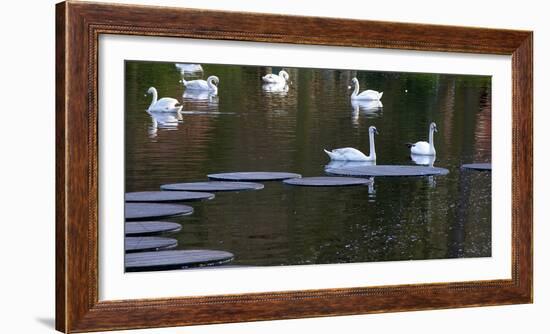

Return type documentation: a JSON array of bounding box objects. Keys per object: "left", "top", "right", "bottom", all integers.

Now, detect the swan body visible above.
[
  {"left": 146, "top": 87, "right": 182, "bottom": 113},
  {"left": 407, "top": 122, "right": 437, "bottom": 156},
  {"left": 350, "top": 78, "right": 383, "bottom": 101},
  {"left": 262, "top": 70, "right": 289, "bottom": 84},
  {"left": 262, "top": 82, "right": 289, "bottom": 94},
  {"left": 175, "top": 63, "right": 203, "bottom": 73},
  {"left": 324, "top": 126, "right": 378, "bottom": 161},
  {"left": 181, "top": 72, "right": 219, "bottom": 95}
]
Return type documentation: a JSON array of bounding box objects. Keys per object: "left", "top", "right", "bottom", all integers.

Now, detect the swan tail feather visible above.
[
  {"left": 379, "top": 92, "right": 384, "bottom": 99},
  {"left": 324, "top": 149, "right": 337, "bottom": 160}
]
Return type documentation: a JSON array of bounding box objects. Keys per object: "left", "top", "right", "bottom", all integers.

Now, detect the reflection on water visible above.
[
  {"left": 147, "top": 111, "right": 181, "bottom": 139},
  {"left": 351, "top": 99, "right": 383, "bottom": 126},
  {"left": 125, "top": 61, "right": 492, "bottom": 266},
  {"left": 410, "top": 154, "right": 436, "bottom": 167}
]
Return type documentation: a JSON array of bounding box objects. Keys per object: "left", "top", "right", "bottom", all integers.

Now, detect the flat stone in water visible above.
[
  {"left": 125, "top": 191, "right": 214, "bottom": 202},
  {"left": 125, "top": 236, "right": 178, "bottom": 253},
  {"left": 462, "top": 163, "right": 492, "bottom": 171},
  {"left": 161, "top": 181, "right": 264, "bottom": 192},
  {"left": 125, "top": 250, "right": 235, "bottom": 271},
  {"left": 208, "top": 171, "right": 302, "bottom": 181},
  {"left": 125, "top": 203, "right": 193, "bottom": 221},
  {"left": 283, "top": 176, "right": 372, "bottom": 187},
  {"left": 125, "top": 221, "right": 182, "bottom": 236},
  {"left": 326, "top": 165, "right": 449, "bottom": 177}
]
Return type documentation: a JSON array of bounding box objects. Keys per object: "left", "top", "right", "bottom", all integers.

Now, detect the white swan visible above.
[
  {"left": 180, "top": 72, "right": 219, "bottom": 95},
  {"left": 262, "top": 70, "right": 289, "bottom": 84},
  {"left": 407, "top": 122, "right": 438, "bottom": 156},
  {"left": 324, "top": 126, "right": 378, "bottom": 161},
  {"left": 146, "top": 87, "right": 182, "bottom": 113},
  {"left": 349, "top": 78, "right": 383, "bottom": 101},
  {"left": 175, "top": 63, "right": 203, "bottom": 73}
]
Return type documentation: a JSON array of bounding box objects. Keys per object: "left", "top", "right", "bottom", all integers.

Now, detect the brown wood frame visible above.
[{"left": 56, "top": 1, "right": 533, "bottom": 332}]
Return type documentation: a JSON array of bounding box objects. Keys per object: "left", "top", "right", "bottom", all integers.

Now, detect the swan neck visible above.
[
  {"left": 353, "top": 81, "right": 359, "bottom": 97},
  {"left": 369, "top": 131, "right": 376, "bottom": 159},
  {"left": 429, "top": 127, "right": 435, "bottom": 149},
  {"left": 208, "top": 78, "right": 218, "bottom": 94},
  {"left": 149, "top": 88, "right": 158, "bottom": 110}
]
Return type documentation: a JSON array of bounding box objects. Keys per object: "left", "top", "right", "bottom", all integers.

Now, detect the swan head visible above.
[
  {"left": 430, "top": 122, "right": 438, "bottom": 133},
  {"left": 369, "top": 126, "right": 379, "bottom": 135},
  {"left": 208, "top": 76, "right": 220, "bottom": 86},
  {"left": 279, "top": 70, "right": 289, "bottom": 81},
  {"left": 147, "top": 87, "right": 156, "bottom": 95},
  {"left": 349, "top": 77, "right": 359, "bottom": 89}
]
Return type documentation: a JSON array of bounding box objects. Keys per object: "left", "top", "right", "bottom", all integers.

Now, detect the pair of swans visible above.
[
  {"left": 349, "top": 77, "right": 383, "bottom": 101},
  {"left": 324, "top": 122, "right": 438, "bottom": 162}
]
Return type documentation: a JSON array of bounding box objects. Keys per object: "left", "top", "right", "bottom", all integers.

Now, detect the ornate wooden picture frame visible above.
[{"left": 56, "top": 1, "right": 532, "bottom": 332}]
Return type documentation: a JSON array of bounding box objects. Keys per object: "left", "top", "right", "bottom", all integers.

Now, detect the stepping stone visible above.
[
  {"left": 125, "top": 191, "right": 214, "bottom": 202},
  {"left": 208, "top": 171, "right": 301, "bottom": 181},
  {"left": 326, "top": 165, "right": 449, "bottom": 177},
  {"left": 125, "top": 203, "right": 193, "bottom": 221},
  {"left": 125, "top": 237, "right": 178, "bottom": 253},
  {"left": 125, "top": 221, "right": 182, "bottom": 236},
  {"left": 462, "top": 163, "right": 492, "bottom": 171},
  {"left": 161, "top": 181, "right": 264, "bottom": 192},
  {"left": 125, "top": 250, "right": 235, "bottom": 272},
  {"left": 283, "top": 176, "right": 372, "bottom": 187}
]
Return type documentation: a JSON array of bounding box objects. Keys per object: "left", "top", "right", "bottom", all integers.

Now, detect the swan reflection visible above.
[
  {"left": 410, "top": 154, "right": 436, "bottom": 167},
  {"left": 324, "top": 160, "right": 376, "bottom": 170},
  {"left": 351, "top": 100, "right": 383, "bottom": 125},
  {"left": 183, "top": 90, "right": 219, "bottom": 102},
  {"left": 147, "top": 110, "right": 181, "bottom": 138}
]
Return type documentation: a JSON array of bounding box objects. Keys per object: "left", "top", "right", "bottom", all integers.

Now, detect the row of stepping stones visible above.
[{"left": 125, "top": 164, "right": 490, "bottom": 271}]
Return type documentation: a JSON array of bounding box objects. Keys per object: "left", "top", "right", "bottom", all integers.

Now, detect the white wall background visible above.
[{"left": 0, "top": 0, "right": 546, "bottom": 333}]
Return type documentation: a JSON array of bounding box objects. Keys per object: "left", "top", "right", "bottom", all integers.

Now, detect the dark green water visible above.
[{"left": 125, "top": 61, "right": 491, "bottom": 267}]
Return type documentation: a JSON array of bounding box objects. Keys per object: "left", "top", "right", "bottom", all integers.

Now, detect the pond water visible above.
[{"left": 125, "top": 61, "right": 491, "bottom": 267}]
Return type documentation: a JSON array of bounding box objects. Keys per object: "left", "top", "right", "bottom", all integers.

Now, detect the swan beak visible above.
[{"left": 375, "top": 129, "right": 379, "bottom": 135}]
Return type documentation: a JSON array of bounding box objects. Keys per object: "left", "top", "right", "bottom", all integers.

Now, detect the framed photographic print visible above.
[{"left": 56, "top": 1, "right": 532, "bottom": 332}]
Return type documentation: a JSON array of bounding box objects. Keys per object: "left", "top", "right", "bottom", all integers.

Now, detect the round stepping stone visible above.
[
  {"left": 125, "top": 237, "right": 178, "bottom": 253},
  {"left": 125, "top": 250, "right": 235, "bottom": 272},
  {"left": 125, "top": 191, "right": 214, "bottom": 202},
  {"left": 208, "top": 171, "right": 301, "bottom": 181},
  {"left": 161, "top": 181, "right": 264, "bottom": 192},
  {"left": 325, "top": 165, "right": 449, "bottom": 177},
  {"left": 283, "top": 176, "right": 372, "bottom": 187},
  {"left": 462, "top": 163, "right": 492, "bottom": 171},
  {"left": 125, "top": 203, "right": 193, "bottom": 221},
  {"left": 125, "top": 221, "right": 182, "bottom": 236}
]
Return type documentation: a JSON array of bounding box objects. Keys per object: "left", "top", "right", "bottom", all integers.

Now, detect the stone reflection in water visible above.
[{"left": 125, "top": 61, "right": 492, "bottom": 266}]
